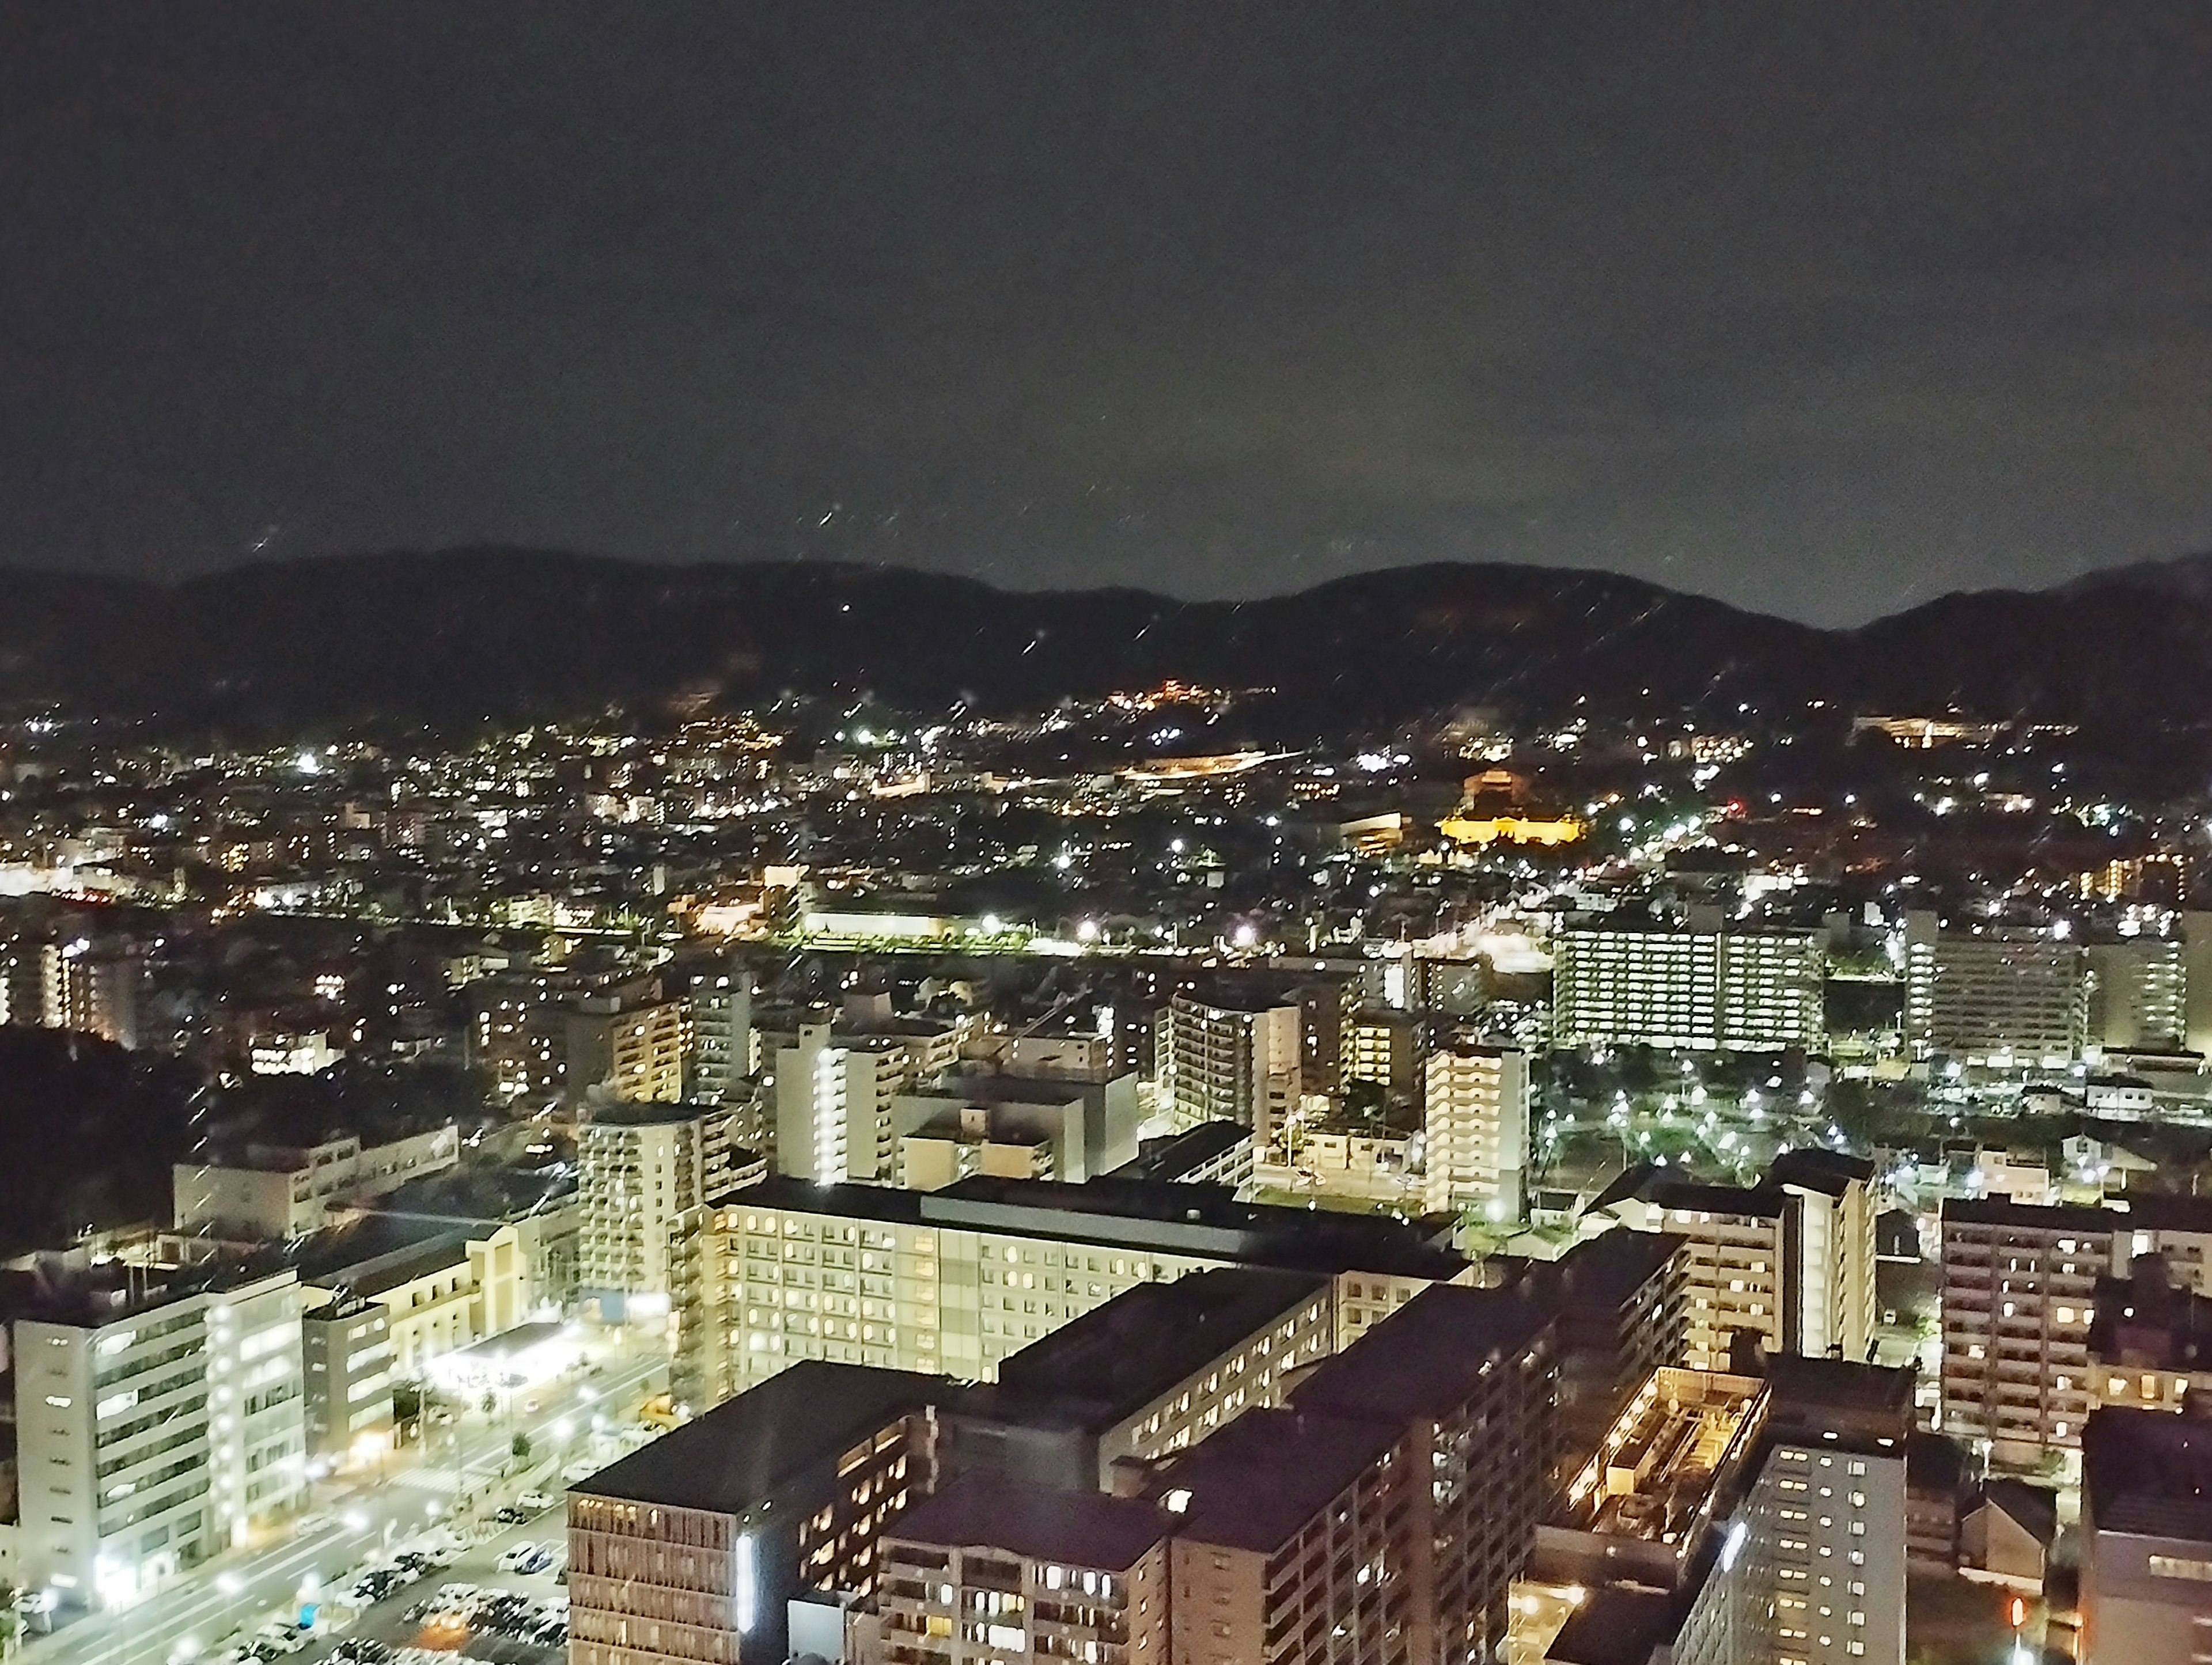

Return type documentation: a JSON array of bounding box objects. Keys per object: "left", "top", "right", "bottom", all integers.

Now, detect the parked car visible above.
[{"left": 517, "top": 1490, "right": 555, "bottom": 1512}]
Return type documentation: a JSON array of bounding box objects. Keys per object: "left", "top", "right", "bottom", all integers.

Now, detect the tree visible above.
[{"left": 510, "top": 1432, "right": 533, "bottom": 1464}]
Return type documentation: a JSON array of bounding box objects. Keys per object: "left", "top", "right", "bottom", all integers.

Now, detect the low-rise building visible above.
[{"left": 172, "top": 1125, "right": 462, "bottom": 1241}]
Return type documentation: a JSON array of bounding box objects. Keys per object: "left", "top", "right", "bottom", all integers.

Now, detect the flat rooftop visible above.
[
  {"left": 1293, "top": 1283, "right": 1552, "bottom": 1426},
  {"left": 716, "top": 1174, "right": 1466, "bottom": 1281},
  {"left": 571, "top": 1361, "right": 950, "bottom": 1515},
  {"left": 997, "top": 1267, "right": 1331, "bottom": 1423},
  {"left": 885, "top": 1475, "right": 1167, "bottom": 1572},
  {"left": 1150, "top": 1407, "right": 1405, "bottom": 1555},
  {"left": 1105, "top": 1121, "right": 1250, "bottom": 1182},
  {"left": 289, "top": 1214, "right": 475, "bottom": 1296},
  {"left": 1555, "top": 1367, "right": 1765, "bottom": 1546},
  {"left": 2086, "top": 1408, "right": 2212, "bottom": 1542}
]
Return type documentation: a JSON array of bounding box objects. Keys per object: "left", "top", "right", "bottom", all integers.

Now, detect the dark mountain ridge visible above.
[{"left": 0, "top": 548, "right": 2203, "bottom": 738}]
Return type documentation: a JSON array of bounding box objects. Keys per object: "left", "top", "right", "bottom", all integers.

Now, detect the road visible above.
[{"left": 22, "top": 1352, "right": 668, "bottom": 1665}]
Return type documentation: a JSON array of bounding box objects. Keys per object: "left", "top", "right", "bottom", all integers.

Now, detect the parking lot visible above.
[{"left": 191, "top": 1507, "right": 573, "bottom": 1665}]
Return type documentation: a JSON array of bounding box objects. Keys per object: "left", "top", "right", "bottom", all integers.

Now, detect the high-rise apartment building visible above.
[
  {"left": 1286, "top": 1284, "right": 1558, "bottom": 1665},
  {"left": 1596, "top": 1175, "right": 1795, "bottom": 1371},
  {"left": 10, "top": 1264, "right": 306, "bottom": 1610},
  {"left": 1421, "top": 1041, "right": 1530, "bottom": 1221},
  {"left": 775, "top": 1023, "right": 914, "bottom": 1183},
  {"left": 567, "top": 992, "right": 688, "bottom": 1107},
  {"left": 470, "top": 973, "right": 564, "bottom": 1104},
  {"left": 873, "top": 1480, "right": 1172, "bottom": 1665},
  {"left": 684, "top": 968, "right": 754, "bottom": 1103},
  {"left": 1727, "top": 1359, "right": 1912, "bottom": 1665},
  {"left": 1551, "top": 925, "right": 1824, "bottom": 1052},
  {"left": 1345, "top": 1007, "right": 1425, "bottom": 1097},
  {"left": 1938, "top": 1199, "right": 2112, "bottom": 1467},
  {"left": 569, "top": 1364, "right": 949, "bottom": 1665},
  {"left": 1162, "top": 991, "right": 1301, "bottom": 1148},
  {"left": 578, "top": 1101, "right": 741, "bottom": 1316},
  {"left": 1903, "top": 912, "right": 2089, "bottom": 1063},
  {"left": 1770, "top": 1150, "right": 1880, "bottom": 1363},
  {"left": 989, "top": 1268, "right": 1336, "bottom": 1489}
]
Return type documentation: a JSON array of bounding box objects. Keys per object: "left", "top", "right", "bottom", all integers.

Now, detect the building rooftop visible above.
[
  {"left": 2085, "top": 1408, "right": 2212, "bottom": 1543},
  {"left": 903, "top": 1074, "right": 1092, "bottom": 1109},
  {"left": 716, "top": 1174, "right": 1466, "bottom": 1281},
  {"left": 1105, "top": 1121, "right": 1251, "bottom": 1183},
  {"left": 996, "top": 1267, "right": 1331, "bottom": 1424},
  {"left": 1553, "top": 1367, "right": 1766, "bottom": 1549},
  {"left": 572, "top": 1361, "right": 950, "bottom": 1514},
  {"left": 580, "top": 1099, "right": 725, "bottom": 1129},
  {"left": 1541, "top": 1582, "right": 1684, "bottom": 1665},
  {"left": 289, "top": 1213, "right": 474, "bottom": 1298},
  {"left": 1763, "top": 1356, "right": 1915, "bottom": 1436},
  {"left": 1589, "top": 1164, "right": 1790, "bottom": 1223},
  {"left": 886, "top": 1475, "right": 1168, "bottom": 1572},
  {"left": 1766, "top": 1148, "right": 1875, "bottom": 1196},
  {"left": 1150, "top": 1407, "right": 1406, "bottom": 1554},
  {"left": 1293, "top": 1283, "right": 1552, "bottom": 1427},
  {"left": 0, "top": 1249, "right": 293, "bottom": 1328},
  {"left": 1941, "top": 1197, "right": 2120, "bottom": 1234},
  {"left": 366, "top": 1162, "right": 576, "bottom": 1224},
  {"left": 1540, "top": 1228, "right": 1685, "bottom": 1318}
]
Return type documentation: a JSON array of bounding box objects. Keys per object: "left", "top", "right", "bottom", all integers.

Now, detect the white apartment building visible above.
[
  {"left": 1552, "top": 926, "right": 1825, "bottom": 1052},
  {"left": 1771, "top": 1151, "right": 1880, "bottom": 1364},
  {"left": 1161, "top": 991, "right": 1300, "bottom": 1148},
  {"left": 172, "top": 1125, "right": 462, "bottom": 1240},
  {"left": 774, "top": 1024, "right": 912, "bottom": 1182},
  {"left": 1421, "top": 1041, "right": 1530, "bottom": 1221},
  {"left": 708, "top": 1177, "right": 1463, "bottom": 1398},
  {"left": 1903, "top": 912, "right": 2089, "bottom": 1063},
  {"left": 578, "top": 1101, "right": 739, "bottom": 1314},
  {"left": 1599, "top": 1181, "right": 1793, "bottom": 1371},
  {"left": 13, "top": 1267, "right": 306, "bottom": 1610}
]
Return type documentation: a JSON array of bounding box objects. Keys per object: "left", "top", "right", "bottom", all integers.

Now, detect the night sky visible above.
[{"left": 5, "top": 3, "right": 2210, "bottom": 622}]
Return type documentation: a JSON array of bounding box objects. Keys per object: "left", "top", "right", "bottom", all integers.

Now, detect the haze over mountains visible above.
[{"left": 2, "top": 549, "right": 2210, "bottom": 739}]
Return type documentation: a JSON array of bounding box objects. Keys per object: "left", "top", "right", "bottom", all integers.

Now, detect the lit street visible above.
[{"left": 21, "top": 1351, "right": 668, "bottom": 1665}]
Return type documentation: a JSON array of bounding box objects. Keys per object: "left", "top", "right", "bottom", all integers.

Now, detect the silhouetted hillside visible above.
[{"left": 0, "top": 548, "right": 2203, "bottom": 738}]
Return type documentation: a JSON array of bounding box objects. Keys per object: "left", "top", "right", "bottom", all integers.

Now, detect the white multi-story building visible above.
[
  {"left": 1597, "top": 1179, "right": 1793, "bottom": 1372},
  {"left": 1552, "top": 925, "right": 1824, "bottom": 1052},
  {"left": 1161, "top": 991, "right": 1300, "bottom": 1147},
  {"left": 1771, "top": 1150, "right": 1880, "bottom": 1364},
  {"left": 172, "top": 1125, "right": 462, "bottom": 1240},
  {"left": 708, "top": 1176, "right": 1465, "bottom": 1398},
  {"left": 1903, "top": 912, "right": 2089, "bottom": 1064},
  {"left": 1421, "top": 1041, "right": 1529, "bottom": 1221},
  {"left": 774, "top": 1023, "right": 913, "bottom": 1182},
  {"left": 578, "top": 1100, "right": 740, "bottom": 1313},
  {"left": 12, "top": 1266, "right": 306, "bottom": 1610}
]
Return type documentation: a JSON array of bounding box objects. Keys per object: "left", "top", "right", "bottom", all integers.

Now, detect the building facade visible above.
[
  {"left": 1421, "top": 1042, "right": 1529, "bottom": 1222},
  {"left": 1162, "top": 992, "right": 1300, "bottom": 1149},
  {"left": 1551, "top": 926, "right": 1824, "bottom": 1052},
  {"left": 1903, "top": 912, "right": 2089, "bottom": 1063}
]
